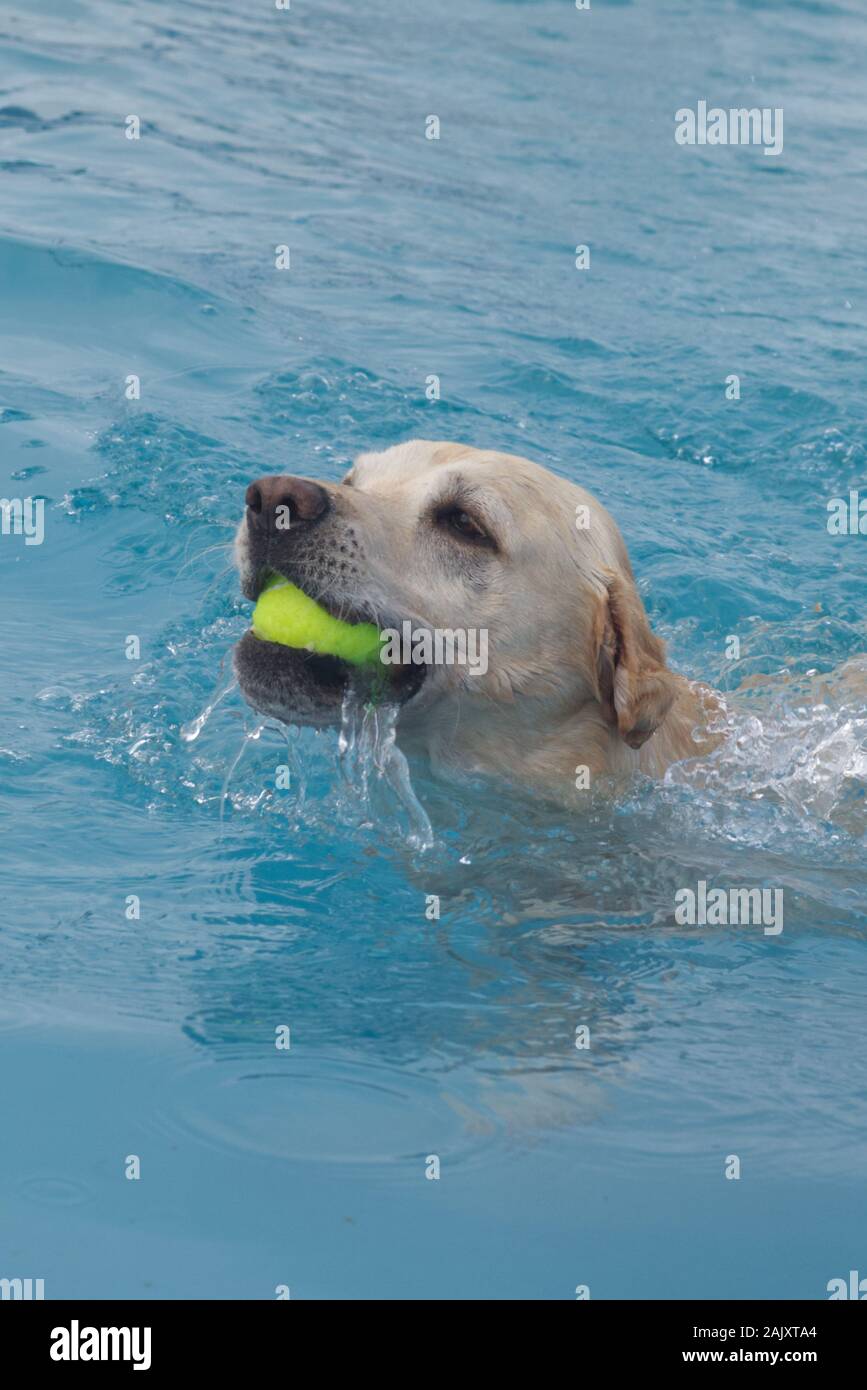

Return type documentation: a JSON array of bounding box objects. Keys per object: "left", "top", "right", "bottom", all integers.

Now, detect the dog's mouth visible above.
[
  {"left": 240, "top": 563, "right": 378, "bottom": 626},
  {"left": 234, "top": 565, "right": 427, "bottom": 725}
]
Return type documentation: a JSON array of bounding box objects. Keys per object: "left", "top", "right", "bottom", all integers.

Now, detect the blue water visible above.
[{"left": 2, "top": 0, "right": 866, "bottom": 1300}]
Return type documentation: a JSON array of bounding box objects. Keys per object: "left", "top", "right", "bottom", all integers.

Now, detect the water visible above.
[{"left": 1, "top": 0, "right": 866, "bottom": 1299}]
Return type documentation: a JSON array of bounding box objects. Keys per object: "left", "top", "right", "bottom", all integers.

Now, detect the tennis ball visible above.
[{"left": 251, "top": 576, "right": 382, "bottom": 666}]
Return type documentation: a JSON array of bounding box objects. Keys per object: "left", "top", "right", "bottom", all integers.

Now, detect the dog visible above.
[{"left": 233, "top": 439, "right": 723, "bottom": 799}]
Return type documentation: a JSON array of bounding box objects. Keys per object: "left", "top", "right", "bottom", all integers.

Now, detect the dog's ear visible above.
[{"left": 592, "top": 571, "right": 678, "bottom": 749}]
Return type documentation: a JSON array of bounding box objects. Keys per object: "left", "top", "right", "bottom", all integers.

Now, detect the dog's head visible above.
[{"left": 233, "top": 439, "right": 679, "bottom": 762}]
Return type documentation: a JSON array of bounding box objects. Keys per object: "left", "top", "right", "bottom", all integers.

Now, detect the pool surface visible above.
[{"left": 1, "top": 0, "right": 866, "bottom": 1299}]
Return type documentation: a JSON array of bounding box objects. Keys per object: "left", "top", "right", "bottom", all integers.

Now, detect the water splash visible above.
[
  {"left": 219, "top": 721, "right": 266, "bottom": 825},
  {"left": 667, "top": 682, "right": 867, "bottom": 838},
  {"left": 180, "top": 671, "right": 238, "bottom": 743},
  {"left": 338, "top": 689, "right": 434, "bottom": 851}
]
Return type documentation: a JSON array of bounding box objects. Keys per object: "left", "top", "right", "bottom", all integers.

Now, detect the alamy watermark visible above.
[
  {"left": 675, "top": 101, "right": 783, "bottom": 157},
  {"left": 0, "top": 496, "right": 44, "bottom": 545},
  {"left": 827, "top": 489, "right": 867, "bottom": 535},
  {"left": 675, "top": 880, "right": 783, "bottom": 935},
  {"left": 827, "top": 1269, "right": 867, "bottom": 1299},
  {"left": 50, "top": 1321, "right": 151, "bottom": 1371},
  {"left": 1, "top": 1276, "right": 45, "bottom": 1299},
  {"left": 380, "top": 621, "right": 488, "bottom": 677}
]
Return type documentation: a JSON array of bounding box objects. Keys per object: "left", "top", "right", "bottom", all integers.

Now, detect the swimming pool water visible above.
[{"left": 1, "top": 0, "right": 866, "bottom": 1299}]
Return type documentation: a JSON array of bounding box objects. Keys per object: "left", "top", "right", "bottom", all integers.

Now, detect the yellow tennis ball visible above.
[{"left": 251, "top": 577, "right": 382, "bottom": 666}]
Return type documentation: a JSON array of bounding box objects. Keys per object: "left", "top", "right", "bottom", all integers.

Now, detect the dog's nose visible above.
[{"left": 245, "top": 475, "right": 330, "bottom": 531}]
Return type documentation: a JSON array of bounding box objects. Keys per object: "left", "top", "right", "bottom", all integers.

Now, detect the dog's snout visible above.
[{"left": 245, "top": 475, "right": 330, "bottom": 530}]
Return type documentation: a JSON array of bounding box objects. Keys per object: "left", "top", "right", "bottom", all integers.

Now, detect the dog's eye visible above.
[
  {"left": 438, "top": 506, "right": 492, "bottom": 546},
  {"left": 341, "top": 473, "right": 355, "bottom": 488}
]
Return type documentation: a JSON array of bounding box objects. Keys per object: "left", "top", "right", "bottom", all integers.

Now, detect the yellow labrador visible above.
[{"left": 234, "top": 439, "right": 722, "bottom": 798}]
